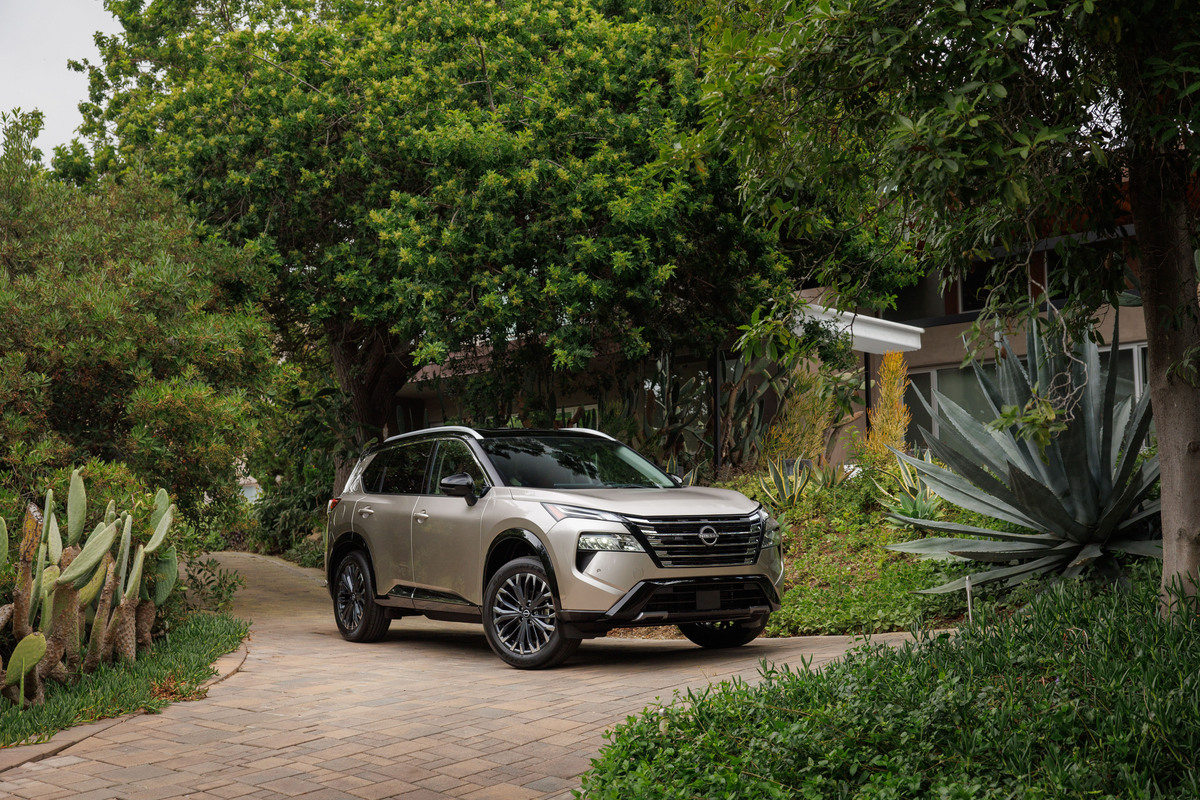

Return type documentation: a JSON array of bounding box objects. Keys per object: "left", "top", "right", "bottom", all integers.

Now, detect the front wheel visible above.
[
  {"left": 333, "top": 550, "right": 390, "bottom": 643},
  {"left": 679, "top": 618, "right": 767, "bottom": 649},
  {"left": 483, "top": 557, "right": 579, "bottom": 669}
]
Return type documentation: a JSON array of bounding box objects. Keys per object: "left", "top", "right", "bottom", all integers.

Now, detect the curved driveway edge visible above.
[{"left": 0, "top": 552, "right": 912, "bottom": 799}]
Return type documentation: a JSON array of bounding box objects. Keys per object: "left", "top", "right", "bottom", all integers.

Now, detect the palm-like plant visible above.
[{"left": 886, "top": 318, "right": 1160, "bottom": 592}]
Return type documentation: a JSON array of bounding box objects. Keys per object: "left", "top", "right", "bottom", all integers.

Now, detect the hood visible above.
[{"left": 501, "top": 485, "right": 760, "bottom": 517}]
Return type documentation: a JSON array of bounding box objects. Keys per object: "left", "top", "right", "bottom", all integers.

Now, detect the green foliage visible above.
[
  {"left": 757, "top": 457, "right": 809, "bottom": 513},
  {"left": 874, "top": 451, "right": 945, "bottom": 524},
  {"left": 581, "top": 562, "right": 1200, "bottom": 799},
  {"left": 765, "top": 476, "right": 972, "bottom": 637},
  {"left": 0, "top": 612, "right": 247, "bottom": 747},
  {"left": 85, "top": 0, "right": 787, "bottom": 447},
  {"left": 888, "top": 320, "right": 1159, "bottom": 592},
  {"left": 0, "top": 111, "right": 274, "bottom": 519},
  {"left": 184, "top": 559, "right": 246, "bottom": 614},
  {"left": 696, "top": 0, "right": 1200, "bottom": 597}
]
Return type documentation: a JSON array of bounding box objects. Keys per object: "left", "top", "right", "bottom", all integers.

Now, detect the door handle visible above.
[
  {"left": 358, "top": 506, "right": 374, "bottom": 518},
  {"left": 414, "top": 510, "right": 430, "bottom": 523}
]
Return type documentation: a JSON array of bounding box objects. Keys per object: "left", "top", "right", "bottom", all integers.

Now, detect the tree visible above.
[
  {"left": 699, "top": 0, "right": 1200, "bottom": 600},
  {"left": 0, "top": 111, "right": 274, "bottom": 516},
  {"left": 79, "top": 0, "right": 788, "bottom": 485}
]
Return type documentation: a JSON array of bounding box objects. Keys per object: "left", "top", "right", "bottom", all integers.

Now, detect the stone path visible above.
[{"left": 0, "top": 552, "right": 909, "bottom": 799}]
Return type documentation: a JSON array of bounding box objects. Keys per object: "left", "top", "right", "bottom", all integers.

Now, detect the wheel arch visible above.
[
  {"left": 483, "top": 529, "right": 558, "bottom": 598},
  {"left": 327, "top": 532, "right": 375, "bottom": 599}
]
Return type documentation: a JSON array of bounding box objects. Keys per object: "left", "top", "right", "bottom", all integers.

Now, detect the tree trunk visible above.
[
  {"left": 1128, "top": 149, "right": 1200, "bottom": 606},
  {"left": 326, "top": 322, "right": 416, "bottom": 495}
]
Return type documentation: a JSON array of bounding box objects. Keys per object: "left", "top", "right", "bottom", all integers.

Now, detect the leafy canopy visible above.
[
  {"left": 80, "top": 0, "right": 787, "bottom": 438},
  {"left": 0, "top": 111, "right": 275, "bottom": 515}
]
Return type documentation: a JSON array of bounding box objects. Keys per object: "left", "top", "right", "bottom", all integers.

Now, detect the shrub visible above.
[
  {"left": 859, "top": 350, "right": 911, "bottom": 464},
  {"left": 580, "top": 562, "right": 1200, "bottom": 799}
]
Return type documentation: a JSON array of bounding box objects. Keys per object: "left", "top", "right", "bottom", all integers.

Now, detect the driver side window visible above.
[{"left": 430, "top": 439, "right": 488, "bottom": 494}]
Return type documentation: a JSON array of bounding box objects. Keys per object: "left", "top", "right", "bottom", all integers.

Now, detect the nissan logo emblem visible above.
[{"left": 699, "top": 525, "right": 719, "bottom": 546}]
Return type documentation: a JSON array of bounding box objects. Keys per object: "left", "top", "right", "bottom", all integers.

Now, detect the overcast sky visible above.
[{"left": 0, "top": 0, "right": 123, "bottom": 158}]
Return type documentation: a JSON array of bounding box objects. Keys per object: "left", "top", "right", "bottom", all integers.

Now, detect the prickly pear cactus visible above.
[{"left": 1, "top": 468, "right": 180, "bottom": 705}]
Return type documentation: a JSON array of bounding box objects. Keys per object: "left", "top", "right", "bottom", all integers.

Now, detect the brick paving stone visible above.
[{"left": 0, "top": 553, "right": 907, "bottom": 800}]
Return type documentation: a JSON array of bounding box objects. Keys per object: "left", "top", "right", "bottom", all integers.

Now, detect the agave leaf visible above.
[
  {"left": 1004, "top": 461, "right": 1084, "bottom": 538},
  {"left": 1069, "top": 542, "right": 1104, "bottom": 567},
  {"left": 1099, "top": 317, "right": 1121, "bottom": 488},
  {"left": 886, "top": 514, "right": 1060, "bottom": 544},
  {"left": 1093, "top": 461, "right": 1160, "bottom": 539},
  {"left": 897, "top": 452, "right": 1044, "bottom": 531},
  {"left": 917, "top": 433, "right": 1026, "bottom": 513},
  {"left": 1115, "top": 501, "right": 1162, "bottom": 531},
  {"left": 1107, "top": 539, "right": 1163, "bottom": 558},
  {"left": 971, "top": 358, "right": 1006, "bottom": 420},
  {"left": 932, "top": 391, "right": 1026, "bottom": 475},
  {"left": 915, "top": 555, "right": 1071, "bottom": 594},
  {"left": 945, "top": 543, "right": 1059, "bottom": 562},
  {"left": 886, "top": 537, "right": 976, "bottom": 558},
  {"left": 1111, "top": 391, "right": 1154, "bottom": 491},
  {"left": 1058, "top": 412, "right": 1097, "bottom": 526},
  {"left": 1077, "top": 337, "right": 1102, "bottom": 485},
  {"left": 1108, "top": 397, "right": 1133, "bottom": 470}
]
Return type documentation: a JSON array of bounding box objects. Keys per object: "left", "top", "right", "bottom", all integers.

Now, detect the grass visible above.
[
  {"left": 0, "top": 612, "right": 248, "bottom": 748},
  {"left": 578, "top": 561, "right": 1197, "bottom": 799}
]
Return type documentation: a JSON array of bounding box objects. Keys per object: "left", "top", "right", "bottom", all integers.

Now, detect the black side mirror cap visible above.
[{"left": 441, "top": 473, "right": 483, "bottom": 506}]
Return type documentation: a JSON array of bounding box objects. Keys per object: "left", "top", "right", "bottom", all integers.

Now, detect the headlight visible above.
[
  {"left": 758, "top": 507, "right": 782, "bottom": 547},
  {"left": 542, "top": 503, "right": 625, "bottom": 523},
  {"left": 577, "top": 532, "right": 645, "bottom": 553}
]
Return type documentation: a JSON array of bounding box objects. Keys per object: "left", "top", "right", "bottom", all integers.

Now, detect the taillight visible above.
[{"left": 327, "top": 498, "right": 341, "bottom": 513}]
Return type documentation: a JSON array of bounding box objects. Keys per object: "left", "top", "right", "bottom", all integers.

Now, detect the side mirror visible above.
[
  {"left": 440, "top": 473, "right": 482, "bottom": 506},
  {"left": 667, "top": 473, "right": 684, "bottom": 487}
]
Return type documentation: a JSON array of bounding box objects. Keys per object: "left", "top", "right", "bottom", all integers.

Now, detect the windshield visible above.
[{"left": 479, "top": 436, "right": 675, "bottom": 489}]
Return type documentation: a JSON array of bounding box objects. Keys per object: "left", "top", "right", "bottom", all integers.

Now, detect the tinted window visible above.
[
  {"left": 480, "top": 436, "right": 673, "bottom": 489},
  {"left": 430, "top": 439, "right": 489, "bottom": 494},
  {"left": 360, "top": 440, "right": 433, "bottom": 495}
]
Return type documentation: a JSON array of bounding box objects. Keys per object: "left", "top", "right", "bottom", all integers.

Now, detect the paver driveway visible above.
[{"left": 0, "top": 552, "right": 910, "bottom": 800}]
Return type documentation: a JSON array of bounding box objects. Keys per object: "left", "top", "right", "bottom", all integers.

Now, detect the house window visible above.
[{"left": 903, "top": 344, "right": 1147, "bottom": 449}]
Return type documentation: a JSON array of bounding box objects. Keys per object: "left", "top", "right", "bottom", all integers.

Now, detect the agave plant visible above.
[
  {"left": 886, "top": 318, "right": 1160, "bottom": 592},
  {"left": 874, "top": 451, "right": 944, "bottom": 524},
  {"left": 759, "top": 456, "right": 810, "bottom": 510}
]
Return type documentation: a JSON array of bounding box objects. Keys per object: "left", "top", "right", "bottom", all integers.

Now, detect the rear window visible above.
[{"left": 479, "top": 436, "right": 674, "bottom": 489}]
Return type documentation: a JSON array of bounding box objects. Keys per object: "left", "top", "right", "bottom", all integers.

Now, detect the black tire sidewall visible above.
[
  {"left": 483, "top": 556, "right": 579, "bottom": 669},
  {"left": 334, "top": 550, "right": 390, "bottom": 643}
]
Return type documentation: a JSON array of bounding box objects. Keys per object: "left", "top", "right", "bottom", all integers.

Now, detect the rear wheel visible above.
[
  {"left": 483, "top": 557, "right": 579, "bottom": 669},
  {"left": 333, "top": 550, "right": 390, "bottom": 643},
  {"left": 678, "top": 618, "right": 767, "bottom": 648}
]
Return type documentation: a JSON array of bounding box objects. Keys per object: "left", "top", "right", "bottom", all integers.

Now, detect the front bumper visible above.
[{"left": 557, "top": 575, "right": 780, "bottom": 638}]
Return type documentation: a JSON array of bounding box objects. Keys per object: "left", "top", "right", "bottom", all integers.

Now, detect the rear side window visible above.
[{"left": 359, "top": 440, "right": 434, "bottom": 494}]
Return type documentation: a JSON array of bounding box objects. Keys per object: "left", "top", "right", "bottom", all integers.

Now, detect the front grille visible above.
[
  {"left": 623, "top": 513, "right": 762, "bottom": 568},
  {"left": 641, "top": 581, "right": 771, "bottom": 614}
]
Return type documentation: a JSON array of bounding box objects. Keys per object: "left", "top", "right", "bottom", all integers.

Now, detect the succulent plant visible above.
[
  {"left": 874, "top": 451, "right": 944, "bottom": 525},
  {"left": 1, "top": 633, "right": 48, "bottom": 707},
  {"left": 886, "top": 317, "right": 1159, "bottom": 592},
  {"left": 758, "top": 456, "right": 810, "bottom": 510},
  {"left": 2, "top": 468, "right": 180, "bottom": 705}
]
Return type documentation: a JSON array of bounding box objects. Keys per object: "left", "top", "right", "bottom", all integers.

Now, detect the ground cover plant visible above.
[
  {"left": 0, "top": 611, "right": 247, "bottom": 747},
  {"left": 578, "top": 561, "right": 1199, "bottom": 799},
  {"left": 722, "top": 472, "right": 977, "bottom": 637}
]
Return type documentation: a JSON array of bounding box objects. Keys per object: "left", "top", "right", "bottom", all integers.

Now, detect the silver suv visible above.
[{"left": 325, "top": 427, "right": 784, "bottom": 669}]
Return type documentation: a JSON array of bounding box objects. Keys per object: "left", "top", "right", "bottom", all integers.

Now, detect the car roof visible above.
[{"left": 378, "top": 426, "right": 614, "bottom": 446}]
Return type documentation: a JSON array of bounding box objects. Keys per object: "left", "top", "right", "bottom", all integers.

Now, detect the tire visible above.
[
  {"left": 483, "top": 557, "right": 580, "bottom": 669},
  {"left": 678, "top": 618, "right": 767, "bottom": 649},
  {"left": 333, "top": 550, "right": 390, "bottom": 643}
]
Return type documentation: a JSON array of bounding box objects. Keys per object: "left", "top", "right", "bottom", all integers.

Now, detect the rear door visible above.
[
  {"left": 354, "top": 438, "right": 434, "bottom": 595},
  {"left": 411, "top": 438, "right": 491, "bottom": 605}
]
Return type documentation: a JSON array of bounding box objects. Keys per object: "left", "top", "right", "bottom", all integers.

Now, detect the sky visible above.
[{"left": 0, "top": 0, "right": 123, "bottom": 158}]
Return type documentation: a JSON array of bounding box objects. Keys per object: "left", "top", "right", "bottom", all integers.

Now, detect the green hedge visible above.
[{"left": 579, "top": 563, "right": 1198, "bottom": 799}]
